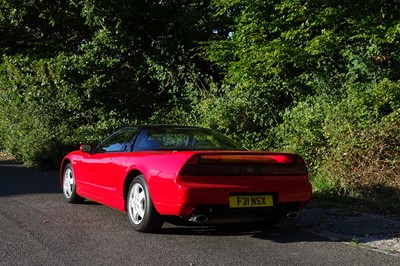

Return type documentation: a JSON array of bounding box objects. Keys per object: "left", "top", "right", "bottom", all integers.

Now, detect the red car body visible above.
[{"left": 60, "top": 125, "right": 312, "bottom": 232}]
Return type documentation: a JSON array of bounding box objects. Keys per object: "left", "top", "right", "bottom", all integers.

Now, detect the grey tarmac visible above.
[{"left": 0, "top": 159, "right": 399, "bottom": 266}]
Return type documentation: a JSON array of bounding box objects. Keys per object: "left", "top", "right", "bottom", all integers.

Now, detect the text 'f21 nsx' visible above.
[{"left": 60, "top": 125, "right": 312, "bottom": 232}]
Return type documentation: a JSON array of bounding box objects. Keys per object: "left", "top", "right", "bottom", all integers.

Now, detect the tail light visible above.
[
  {"left": 198, "top": 154, "right": 294, "bottom": 164},
  {"left": 180, "top": 154, "right": 307, "bottom": 176}
]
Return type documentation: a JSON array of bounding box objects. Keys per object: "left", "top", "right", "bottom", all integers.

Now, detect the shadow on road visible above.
[
  {"left": 0, "top": 161, "right": 60, "bottom": 196},
  {"left": 155, "top": 221, "right": 325, "bottom": 244}
]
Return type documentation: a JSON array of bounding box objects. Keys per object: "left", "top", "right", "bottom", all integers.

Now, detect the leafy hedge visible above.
[
  {"left": 0, "top": 0, "right": 399, "bottom": 207},
  {"left": 0, "top": 55, "right": 125, "bottom": 166},
  {"left": 276, "top": 79, "right": 399, "bottom": 201}
]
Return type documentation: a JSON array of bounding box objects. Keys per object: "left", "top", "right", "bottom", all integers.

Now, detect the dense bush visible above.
[
  {"left": 199, "top": 0, "right": 400, "bottom": 206},
  {"left": 321, "top": 80, "right": 399, "bottom": 196},
  {"left": 276, "top": 79, "right": 400, "bottom": 205},
  {"left": 0, "top": 0, "right": 210, "bottom": 168},
  {"left": 0, "top": 55, "right": 126, "bottom": 167},
  {"left": 0, "top": 0, "right": 399, "bottom": 207}
]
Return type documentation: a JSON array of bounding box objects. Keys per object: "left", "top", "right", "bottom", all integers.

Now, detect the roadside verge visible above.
[{"left": 295, "top": 207, "right": 400, "bottom": 256}]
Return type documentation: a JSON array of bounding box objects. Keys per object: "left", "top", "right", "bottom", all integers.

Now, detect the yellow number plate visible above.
[{"left": 229, "top": 195, "right": 273, "bottom": 208}]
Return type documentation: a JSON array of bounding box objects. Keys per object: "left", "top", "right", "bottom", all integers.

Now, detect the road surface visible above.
[{"left": 0, "top": 159, "right": 399, "bottom": 265}]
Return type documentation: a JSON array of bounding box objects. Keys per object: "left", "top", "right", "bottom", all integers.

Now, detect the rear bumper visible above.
[
  {"left": 154, "top": 175, "right": 312, "bottom": 219},
  {"left": 186, "top": 202, "right": 302, "bottom": 225}
]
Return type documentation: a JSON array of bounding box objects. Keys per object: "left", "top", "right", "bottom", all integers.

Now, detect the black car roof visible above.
[{"left": 123, "top": 125, "right": 207, "bottom": 131}]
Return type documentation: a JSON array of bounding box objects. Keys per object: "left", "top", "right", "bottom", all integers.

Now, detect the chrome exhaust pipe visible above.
[
  {"left": 189, "top": 214, "right": 209, "bottom": 223},
  {"left": 286, "top": 212, "right": 298, "bottom": 219}
]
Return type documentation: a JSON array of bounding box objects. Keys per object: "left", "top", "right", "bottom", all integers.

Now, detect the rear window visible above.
[{"left": 133, "top": 127, "right": 244, "bottom": 151}]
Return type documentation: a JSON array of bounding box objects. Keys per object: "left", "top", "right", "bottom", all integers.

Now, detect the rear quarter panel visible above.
[
  {"left": 107, "top": 151, "right": 196, "bottom": 208},
  {"left": 61, "top": 150, "right": 196, "bottom": 212}
]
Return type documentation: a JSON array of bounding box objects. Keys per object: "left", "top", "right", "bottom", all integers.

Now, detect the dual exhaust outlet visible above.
[
  {"left": 286, "top": 212, "right": 299, "bottom": 219},
  {"left": 189, "top": 212, "right": 298, "bottom": 223},
  {"left": 189, "top": 214, "right": 209, "bottom": 223}
]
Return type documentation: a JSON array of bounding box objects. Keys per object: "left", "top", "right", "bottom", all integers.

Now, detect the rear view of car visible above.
[
  {"left": 174, "top": 152, "right": 312, "bottom": 225},
  {"left": 61, "top": 125, "right": 312, "bottom": 233}
]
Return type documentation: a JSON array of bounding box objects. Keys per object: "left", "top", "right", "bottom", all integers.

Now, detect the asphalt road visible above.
[{"left": 1, "top": 160, "right": 399, "bottom": 266}]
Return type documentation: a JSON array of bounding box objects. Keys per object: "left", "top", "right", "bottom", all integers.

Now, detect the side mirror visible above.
[{"left": 80, "top": 144, "right": 92, "bottom": 153}]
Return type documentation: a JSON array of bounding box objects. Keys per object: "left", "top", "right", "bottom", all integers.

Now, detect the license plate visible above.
[{"left": 229, "top": 195, "right": 274, "bottom": 208}]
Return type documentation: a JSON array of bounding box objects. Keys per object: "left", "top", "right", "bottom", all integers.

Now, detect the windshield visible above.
[{"left": 133, "top": 127, "right": 244, "bottom": 151}]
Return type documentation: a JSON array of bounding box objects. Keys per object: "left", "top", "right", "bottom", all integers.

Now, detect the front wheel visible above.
[
  {"left": 62, "top": 163, "right": 84, "bottom": 204},
  {"left": 127, "top": 175, "right": 163, "bottom": 232}
]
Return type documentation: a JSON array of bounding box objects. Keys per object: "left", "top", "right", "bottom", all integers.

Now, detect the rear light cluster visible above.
[{"left": 180, "top": 154, "right": 307, "bottom": 176}]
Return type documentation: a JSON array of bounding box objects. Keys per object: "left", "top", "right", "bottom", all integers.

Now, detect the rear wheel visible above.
[
  {"left": 62, "top": 163, "right": 84, "bottom": 203},
  {"left": 127, "top": 175, "right": 163, "bottom": 232}
]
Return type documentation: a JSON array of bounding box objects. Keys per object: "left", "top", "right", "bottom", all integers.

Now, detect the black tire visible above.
[
  {"left": 62, "top": 163, "right": 84, "bottom": 204},
  {"left": 127, "top": 175, "right": 163, "bottom": 232}
]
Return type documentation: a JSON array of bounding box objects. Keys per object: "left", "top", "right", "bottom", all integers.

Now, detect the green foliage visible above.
[
  {"left": 0, "top": 0, "right": 89, "bottom": 57},
  {"left": 204, "top": 0, "right": 400, "bottom": 131},
  {"left": 275, "top": 94, "right": 333, "bottom": 172},
  {"left": 0, "top": 0, "right": 212, "bottom": 168},
  {"left": 276, "top": 79, "right": 400, "bottom": 201},
  {"left": 0, "top": 54, "right": 126, "bottom": 166},
  {"left": 199, "top": 0, "right": 400, "bottom": 206},
  {"left": 0, "top": 0, "right": 399, "bottom": 208},
  {"left": 321, "top": 79, "right": 400, "bottom": 194}
]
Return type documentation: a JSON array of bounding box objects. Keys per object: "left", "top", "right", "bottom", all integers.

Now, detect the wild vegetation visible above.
[{"left": 0, "top": 0, "right": 399, "bottom": 210}]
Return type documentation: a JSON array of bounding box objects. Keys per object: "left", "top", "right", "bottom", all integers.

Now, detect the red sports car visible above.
[{"left": 61, "top": 125, "right": 312, "bottom": 232}]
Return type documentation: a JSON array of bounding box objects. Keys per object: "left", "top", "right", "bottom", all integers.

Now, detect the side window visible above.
[
  {"left": 134, "top": 130, "right": 162, "bottom": 150},
  {"left": 96, "top": 129, "right": 136, "bottom": 153}
]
